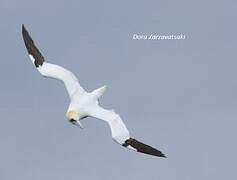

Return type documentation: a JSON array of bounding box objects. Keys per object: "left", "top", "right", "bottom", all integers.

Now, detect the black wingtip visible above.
[
  {"left": 21, "top": 24, "right": 45, "bottom": 67},
  {"left": 123, "top": 138, "right": 167, "bottom": 158},
  {"left": 22, "top": 24, "right": 27, "bottom": 34},
  {"left": 22, "top": 24, "right": 31, "bottom": 54},
  {"left": 160, "top": 152, "right": 167, "bottom": 158},
  {"left": 22, "top": 24, "right": 26, "bottom": 35}
]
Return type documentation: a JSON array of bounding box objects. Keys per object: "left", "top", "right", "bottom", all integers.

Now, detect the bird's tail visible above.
[{"left": 91, "top": 85, "right": 107, "bottom": 100}]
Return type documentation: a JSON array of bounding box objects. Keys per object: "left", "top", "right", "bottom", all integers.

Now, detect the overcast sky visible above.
[{"left": 0, "top": 0, "right": 237, "bottom": 179}]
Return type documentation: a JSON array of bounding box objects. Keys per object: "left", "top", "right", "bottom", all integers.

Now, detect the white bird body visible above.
[
  {"left": 31, "top": 56, "right": 130, "bottom": 144},
  {"left": 22, "top": 24, "right": 166, "bottom": 157}
]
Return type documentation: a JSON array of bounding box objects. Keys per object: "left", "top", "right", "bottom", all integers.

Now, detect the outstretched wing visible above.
[
  {"left": 22, "top": 24, "right": 85, "bottom": 98},
  {"left": 122, "top": 138, "right": 166, "bottom": 157},
  {"left": 90, "top": 106, "right": 166, "bottom": 158}
]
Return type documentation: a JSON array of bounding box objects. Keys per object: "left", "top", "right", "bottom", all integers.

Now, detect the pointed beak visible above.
[
  {"left": 75, "top": 120, "right": 84, "bottom": 129},
  {"left": 70, "top": 119, "right": 84, "bottom": 129}
]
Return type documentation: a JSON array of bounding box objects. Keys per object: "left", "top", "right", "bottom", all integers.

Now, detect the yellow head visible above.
[
  {"left": 66, "top": 110, "right": 79, "bottom": 121},
  {"left": 66, "top": 110, "right": 84, "bottom": 129}
]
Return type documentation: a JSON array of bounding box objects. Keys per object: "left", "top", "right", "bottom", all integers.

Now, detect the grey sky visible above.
[{"left": 0, "top": 0, "right": 236, "bottom": 179}]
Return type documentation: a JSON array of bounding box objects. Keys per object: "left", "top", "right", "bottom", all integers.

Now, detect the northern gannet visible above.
[{"left": 22, "top": 24, "right": 166, "bottom": 158}]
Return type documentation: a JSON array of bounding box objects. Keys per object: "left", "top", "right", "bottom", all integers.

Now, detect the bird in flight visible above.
[{"left": 22, "top": 24, "right": 166, "bottom": 158}]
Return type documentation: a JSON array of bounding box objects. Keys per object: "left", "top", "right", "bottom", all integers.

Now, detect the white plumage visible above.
[
  {"left": 22, "top": 24, "right": 166, "bottom": 158},
  {"left": 34, "top": 59, "right": 85, "bottom": 98}
]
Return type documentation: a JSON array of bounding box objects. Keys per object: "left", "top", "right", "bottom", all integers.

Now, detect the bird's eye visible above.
[{"left": 69, "top": 119, "right": 76, "bottom": 123}]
